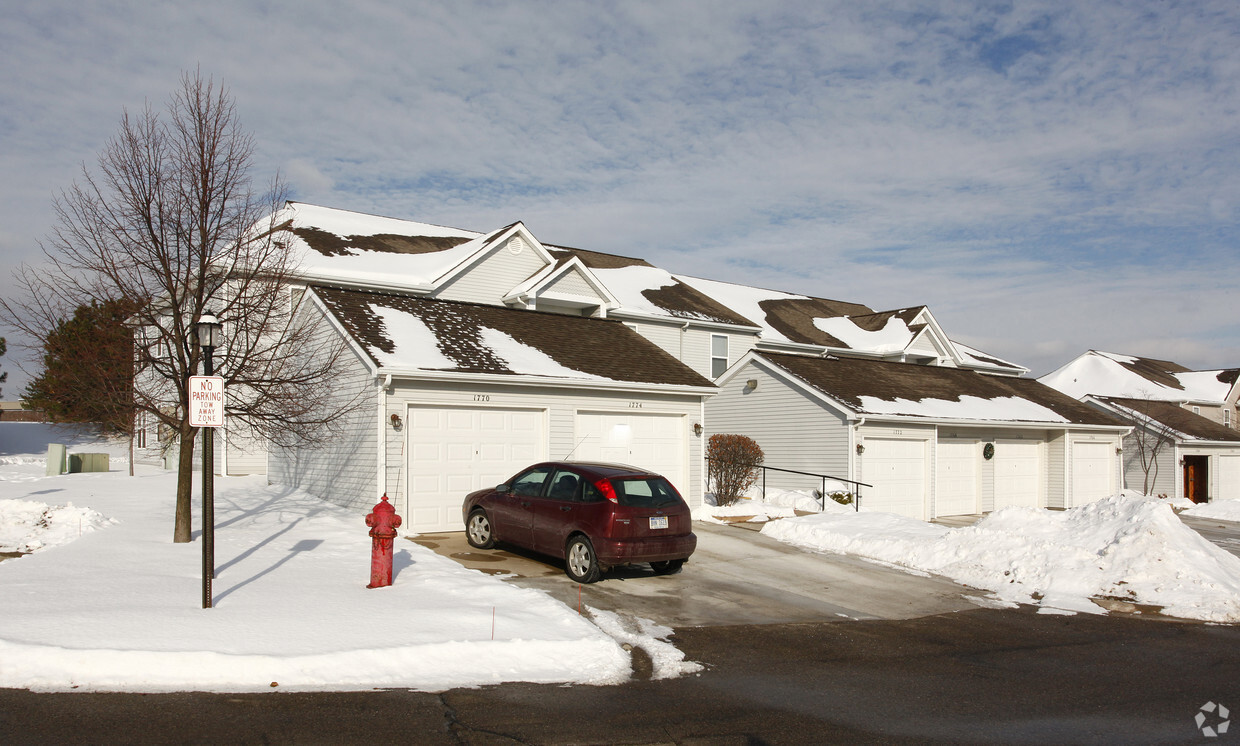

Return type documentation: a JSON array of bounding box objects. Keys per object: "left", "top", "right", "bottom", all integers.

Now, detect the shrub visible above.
[
  {"left": 814, "top": 489, "right": 853, "bottom": 507},
  {"left": 707, "top": 434, "right": 764, "bottom": 506}
]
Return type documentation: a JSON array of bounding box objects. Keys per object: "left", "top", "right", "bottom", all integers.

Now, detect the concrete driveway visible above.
[{"left": 407, "top": 520, "right": 982, "bottom": 627}]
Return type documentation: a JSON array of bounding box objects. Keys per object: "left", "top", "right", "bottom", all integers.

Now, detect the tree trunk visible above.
[{"left": 173, "top": 424, "right": 197, "bottom": 543}]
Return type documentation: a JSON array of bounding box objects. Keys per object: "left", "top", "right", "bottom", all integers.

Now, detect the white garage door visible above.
[
  {"left": 407, "top": 406, "right": 544, "bottom": 532},
  {"left": 993, "top": 440, "right": 1040, "bottom": 510},
  {"left": 574, "top": 411, "right": 687, "bottom": 497},
  {"left": 1071, "top": 441, "right": 1115, "bottom": 507},
  {"left": 861, "top": 438, "right": 927, "bottom": 519},
  {"left": 1220, "top": 455, "right": 1240, "bottom": 501},
  {"left": 936, "top": 439, "right": 979, "bottom": 517}
]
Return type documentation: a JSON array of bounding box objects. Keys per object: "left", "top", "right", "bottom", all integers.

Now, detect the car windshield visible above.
[{"left": 610, "top": 477, "right": 681, "bottom": 508}]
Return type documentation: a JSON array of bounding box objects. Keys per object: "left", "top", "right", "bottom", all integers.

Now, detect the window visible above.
[
  {"left": 510, "top": 466, "right": 553, "bottom": 497},
  {"left": 711, "top": 334, "right": 729, "bottom": 378},
  {"left": 1193, "top": 406, "right": 1201, "bottom": 415},
  {"left": 1226, "top": 409, "right": 1232, "bottom": 428}
]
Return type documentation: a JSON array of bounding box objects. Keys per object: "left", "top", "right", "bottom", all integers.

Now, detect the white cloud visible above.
[{"left": 1, "top": 0, "right": 1238, "bottom": 390}]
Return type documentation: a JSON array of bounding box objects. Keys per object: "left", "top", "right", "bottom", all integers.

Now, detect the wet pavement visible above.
[{"left": 408, "top": 520, "right": 983, "bottom": 627}]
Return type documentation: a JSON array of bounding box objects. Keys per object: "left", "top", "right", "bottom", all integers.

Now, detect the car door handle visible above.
[
  {"left": 520, "top": 501, "right": 530, "bottom": 507},
  {"left": 559, "top": 505, "right": 572, "bottom": 512}
]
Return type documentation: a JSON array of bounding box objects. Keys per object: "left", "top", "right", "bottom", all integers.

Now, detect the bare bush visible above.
[{"left": 706, "top": 434, "right": 765, "bottom": 506}]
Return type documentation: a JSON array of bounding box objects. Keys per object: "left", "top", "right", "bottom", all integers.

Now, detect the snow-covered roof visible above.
[
  {"left": 1040, "top": 350, "right": 1240, "bottom": 403},
  {"left": 1090, "top": 396, "right": 1240, "bottom": 443},
  {"left": 312, "top": 286, "right": 714, "bottom": 389},
  {"left": 754, "top": 352, "right": 1124, "bottom": 426},
  {"left": 269, "top": 202, "right": 1024, "bottom": 374},
  {"left": 278, "top": 203, "right": 483, "bottom": 291}
]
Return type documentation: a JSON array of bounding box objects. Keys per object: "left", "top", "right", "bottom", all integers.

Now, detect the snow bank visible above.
[
  {"left": 0, "top": 464, "right": 638, "bottom": 692},
  {"left": 1183, "top": 500, "right": 1240, "bottom": 522},
  {"left": 763, "top": 495, "right": 1240, "bottom": 622},
  {"left": 0, "top": 499, "right": 117, "bottom": 553},
  {"left": 693, "top": 488, "right": 854, "bottom": 523}
]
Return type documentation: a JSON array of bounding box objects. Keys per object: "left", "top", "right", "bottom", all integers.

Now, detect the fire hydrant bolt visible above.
[{"left": 365, "top": 494, "right": 402, "bottom": 588}]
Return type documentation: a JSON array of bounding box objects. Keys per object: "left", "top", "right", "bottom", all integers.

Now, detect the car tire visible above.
[
  {"left": 650, "top": 559, "right": 684, "bottom": 575},
  {"left": 466, "top": 509, "right": 495, "bottom": 549},
  {"left": 565, "top": 536, "right": 601, "bottom": 584}
]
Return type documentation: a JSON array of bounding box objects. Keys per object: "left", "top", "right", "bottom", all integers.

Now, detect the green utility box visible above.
[
  {"left": 68, "top": 453, "right": 110, "bottom": 473},
  {"left": 46, "top": 444, "right": 67, "bottom": 476}
]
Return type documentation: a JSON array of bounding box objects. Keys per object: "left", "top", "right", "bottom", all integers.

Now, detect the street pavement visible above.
[{"left": 2, "top": 607, "right": 1236, "bottom": 744}]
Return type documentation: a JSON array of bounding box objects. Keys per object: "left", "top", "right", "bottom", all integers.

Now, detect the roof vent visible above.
[{"left": 508, "top": 236, "right": 525, "bottom": 255}]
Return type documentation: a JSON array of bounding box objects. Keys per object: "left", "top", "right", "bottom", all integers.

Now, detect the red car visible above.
[{"left": 462, "top": 461, "right": 697, "bottom": 583}]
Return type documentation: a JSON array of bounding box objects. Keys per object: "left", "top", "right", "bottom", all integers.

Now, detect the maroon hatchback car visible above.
[{"left": 462, "top": 461, "right": 697, "bottom": 583}]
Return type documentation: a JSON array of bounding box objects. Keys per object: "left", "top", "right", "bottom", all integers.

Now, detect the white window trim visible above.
[{"left": 710, "top": 334, "right": 729, "bottom": 378}]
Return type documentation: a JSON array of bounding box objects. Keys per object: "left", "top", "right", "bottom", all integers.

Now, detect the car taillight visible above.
[{"left": 594, "top": 478, "right": 619, "bottom": 503}]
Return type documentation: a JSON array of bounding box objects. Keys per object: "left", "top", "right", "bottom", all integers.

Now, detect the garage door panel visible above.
[
  {"left": 575, "top": 412, "right": 687, "bottom": 497},
  {"left": 994, "top": 441, "right": 1040, "bottom": 510},
  {"left": 862, "top": 438, "right": 927, "bottom": 520},
  {"left": 1072, "top": 442, "right": 1113, "bottom": 507},
  {"left": 1219, "top": 456, "right": 1240, "bottom": 501},
  {"left": 408, "top": 405, "right": 545, "bottom": 532},
  {"left": 936, "top": 440, "right": 979, "bottom": 517}
]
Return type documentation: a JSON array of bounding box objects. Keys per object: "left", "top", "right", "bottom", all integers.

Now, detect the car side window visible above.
[
  {"left": 547, "top": 470, "right": 581, "bottom": 501},
  {"left": 510, "top": 467, "right": 553, "bottom": 497}
]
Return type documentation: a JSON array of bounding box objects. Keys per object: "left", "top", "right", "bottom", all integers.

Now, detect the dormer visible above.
[
  {"left": 503, "top": 255, "right": 620, "bottom": 318},
  {"left": 431, "top": 223, "right": 558, "bottom": 307}
]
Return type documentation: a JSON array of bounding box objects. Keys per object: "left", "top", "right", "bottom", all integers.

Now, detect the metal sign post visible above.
[{"left": 190, "top": 373, "right": 224, "bottom": 608}]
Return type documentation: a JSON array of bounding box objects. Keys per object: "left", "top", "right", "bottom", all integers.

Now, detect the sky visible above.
[{"left": 1, "top": 1, "right": 1238, "bottom": 393}]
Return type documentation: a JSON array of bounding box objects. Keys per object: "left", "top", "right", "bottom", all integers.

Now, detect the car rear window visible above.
[{"left": 610, "top": 477, "right": 682, "bottom": 508}]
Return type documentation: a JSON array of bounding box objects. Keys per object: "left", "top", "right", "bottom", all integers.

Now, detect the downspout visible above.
[{"left": 378, "top": 375, "right": 391, "bottom": 500}]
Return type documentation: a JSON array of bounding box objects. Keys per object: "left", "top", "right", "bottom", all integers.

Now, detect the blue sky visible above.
[{"left": 2, "top": 1, "right": 1238, "bottom": 392}]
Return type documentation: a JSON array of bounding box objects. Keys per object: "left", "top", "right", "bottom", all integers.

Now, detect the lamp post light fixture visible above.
[{"left": 195, "top": 311, "right": 223, "bottom": 609}]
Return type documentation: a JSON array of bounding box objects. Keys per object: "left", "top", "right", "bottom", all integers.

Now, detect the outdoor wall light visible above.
[
  {"left": 693, "top": 423, "right": 703, "bottom": 436},
  {"left": 745, "top": 379, "right": 758, "bottom": 391},
  {"left": 856, "top": 443, "right": 865, "bottom": 455},
  {"left": 390, "top": 413, "right": 403, "bottom": 431}
]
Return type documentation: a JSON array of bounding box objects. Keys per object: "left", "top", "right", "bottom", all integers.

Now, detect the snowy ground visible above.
[
  {"left": 0, "top": 423, "right": 697, "bottom": 693},
  {"left": 695, "top": 485, "right": 1240, "bottom": 622},
  {"left": 6, "top": 422, "right": 1240, "bottom": 693}
]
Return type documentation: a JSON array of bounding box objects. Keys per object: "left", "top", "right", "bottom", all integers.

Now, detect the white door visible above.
[
  {"left": 1219, "top": 455, "right": 1240, "bottom": 501},
  {"left": 861, "top": 438, "right": 928, "bottom": 519},
  {"left": 407, "top": 405, "right": 544, "bottom": 532},
  {"left": 1071, "top": 441, "right": 1115, "bottom": 507},
  {"left": 573, "top": 411, "right": 687, "bottom": 497},
  {"left": 993, "top": 440, "right": 1040, "bottom": 510},
  {"left": 935, "top": 439, "right": 979, "bottom": 517}
]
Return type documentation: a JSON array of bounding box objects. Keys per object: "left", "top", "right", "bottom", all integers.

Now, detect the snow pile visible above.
[
  {"left": 1183, "top": 500, "right": 1240, "bottom": 522},
  {"left": 587, "top": 608, "right": 702, "bottom": 680},
  {"left": 693, "top": 488, "right": 853, "bottom": 523},
  {"left": 0, "top": 463, "right": 643, "bottom": 692},
  {"left": 763, "top": 495, "right": 1240, "bottom": 622},
  {"left": 0, "top": 499, "right": 117, "bottom": 553}
]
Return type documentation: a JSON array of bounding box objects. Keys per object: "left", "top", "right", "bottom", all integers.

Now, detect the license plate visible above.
[{"left": 649, "top": 516, "right": 668, "bottom": 530}]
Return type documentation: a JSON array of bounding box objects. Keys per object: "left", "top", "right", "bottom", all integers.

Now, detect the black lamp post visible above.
[{"left": 195, "top": 311, "right": 222, "bottom": 609}]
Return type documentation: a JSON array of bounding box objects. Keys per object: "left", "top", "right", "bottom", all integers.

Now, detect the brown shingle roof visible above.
[
  {"left": 292, "top": 226, "right": 472, "bottom": 257},
  {"left": 759, "top": 352, "right": 1125, "bottom": 425},
  {"left": 758, "top": 297, "right": 878, "bottom": 346},
  {"left": 313, "top": 286, "right": 715, "bottom": 388},
  {"left": 1098, "top": 397, "right": 1240, "bottom": 442},
  {"left": 1104, "top": 352, "right": 1193, "bottom": 391}
]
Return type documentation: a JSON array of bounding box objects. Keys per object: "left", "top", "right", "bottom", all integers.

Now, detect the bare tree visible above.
[
  {"left": 1117, "top": 394, "right": 1180, "bottom": 496},
  {"left": 1, "top": 71, "right": 354, "bottom": 543}
]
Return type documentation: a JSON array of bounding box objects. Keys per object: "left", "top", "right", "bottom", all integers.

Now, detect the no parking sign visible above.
[{"left": 189, "top": 375, "right": 225, "bottom": 427}]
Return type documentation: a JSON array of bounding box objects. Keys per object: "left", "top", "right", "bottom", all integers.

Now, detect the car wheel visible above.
[
  {"left": 650, "top": 559, "right": 684, "bottom": 575},
  {"left": 466, "top": 509, "right": 495, "bottom": 549},
  {"left": 565, "top": 536, "right": 601, "bottom": 584}
]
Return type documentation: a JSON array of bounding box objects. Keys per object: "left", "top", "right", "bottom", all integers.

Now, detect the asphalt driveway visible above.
[{"left": 408, "top": 519, "right": 983, "bottom": 627}]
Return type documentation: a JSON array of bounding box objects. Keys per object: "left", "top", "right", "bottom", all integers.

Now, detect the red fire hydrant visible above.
[{"left": 365, "top": 494, "right": 402, "bottom": 588}]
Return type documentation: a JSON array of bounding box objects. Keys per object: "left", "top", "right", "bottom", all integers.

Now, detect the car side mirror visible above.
[{"left": 496, "top": 483, "right": 510, "bottom": 493}]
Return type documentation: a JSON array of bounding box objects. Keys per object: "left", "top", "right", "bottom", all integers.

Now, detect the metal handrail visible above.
[{"left": 706, "top": 458, "right": 872, "bottom": 512}]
